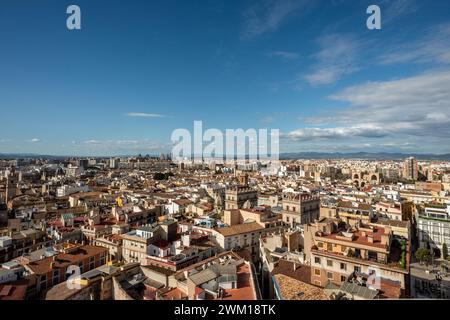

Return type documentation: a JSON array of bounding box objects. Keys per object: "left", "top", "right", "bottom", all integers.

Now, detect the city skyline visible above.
[{"left": 1, "top": 0, "right": 450, "bottom": 156}]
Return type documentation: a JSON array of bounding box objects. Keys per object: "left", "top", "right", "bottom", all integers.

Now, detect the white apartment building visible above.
[{"left": 417, "top": 203, "right": 450, "bottom": 257}]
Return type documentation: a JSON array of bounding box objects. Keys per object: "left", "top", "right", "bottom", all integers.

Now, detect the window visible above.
[
  {"left": 327, "top": 260, "right": 333, "bottom": 267},
  {"left": 368, "top": 251, "right": 378, "bottom": 261},
  {"left": 340, "top": 263, "right": 347, "bottom": 271},
  {"left": 89, "top": 256, "right": 95, "bottom": 270},
  {"left": 52, "top": 269, "right": 59, "bottom": 284},
  {"left": 100, "top": 253, "right": 106, "bottom": 265},
  {"left": 314, "top": 269, "right": 321, "bottom": 276},
  {"left": 354, "top": 266, "right": 361, "bottom": 273},
  {"left": 39, "top": 275, "right": 47, "bottom": 291},
  {"left": 314, "top": 257, "right": 321, "bottom": 264},
  {"left": 327, "top": 272, "right": 333, "bottom": 279},
  {"left": 340, "top": 276, "right": 346, "bottom": 282}
]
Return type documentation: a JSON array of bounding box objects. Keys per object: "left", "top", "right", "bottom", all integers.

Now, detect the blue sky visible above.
[{"left": 0, "top": 0, "right": 450, "bottom": 156}]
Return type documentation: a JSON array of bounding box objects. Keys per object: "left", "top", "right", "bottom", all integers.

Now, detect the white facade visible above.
[
  {"left": 57, "top": 184, "right": 90, "bottom": 197},
  {"left": 417, "top": 204, "right": 450, "bottom": 256}
]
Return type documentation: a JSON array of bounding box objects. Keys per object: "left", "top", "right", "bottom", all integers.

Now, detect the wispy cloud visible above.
[
  {"left": 28, "top": 138, "right": 41, "bottom": 143},
  {"left": 126, "top": 112, "right": 165, "bottom": 118},
  {"left": 269, "top": 51, "right": 299, "bottom": 60},
  {"left": 260, "top": 116, "right": 276, "bottom": 124},
  {"left": 381, "top": 0, "right": 419, "bottom": 25},
  {"left": 304, "top": 33, "right": 362, "bottom": 86},
  {"left": 242, "top": 0, "right": 312, "bottom": 39},
  {"left": 378, "top": 23, "right": 450, "bottom": 65}
]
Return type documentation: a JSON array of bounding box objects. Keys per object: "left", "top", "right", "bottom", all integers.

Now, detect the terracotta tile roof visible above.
[
  {"left": 220, "top": 263, "right": 256, "bottom": 300},
  {"left": 26, "top": 245, "right": 107, "bottom": 275},
  {"left": 0, "top": 281, "right": 28, "bottom": 300},
  {"left": 216, "top": 222, "right": 264, "bottom": 237},
  {"left": 274, "top": 274, "right": 329, "bottom": 300},
  {"left": 271, "top": 260, "right": 311, "bottom": 284},
  {"left": 338, "top": 200, "right": 372, "bottom": 211},
  {"left": 173, "top": 199, "right": 193, "bottom": 206},
  {"left": 159, "top": 287, "right": 187, "bottom": 300}
]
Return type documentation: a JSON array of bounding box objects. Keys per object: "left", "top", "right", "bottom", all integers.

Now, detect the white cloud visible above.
[
  {"left": 328, "top": 70, "right": 450, "bottom": 138},
  {"left": 284, "top": 124, "right": 388, "bottom": 141},
  {"left": 286, "top": 70, "right": 450, "bottom": 153},
  {"left": 28, "top": 138, "right": 41, "bottom": 143},
  {"left": 126, "top": 112, "right": 165, "bottom": 118}
]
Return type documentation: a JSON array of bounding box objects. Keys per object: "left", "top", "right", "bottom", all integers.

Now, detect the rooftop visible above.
[
  {"left": 27, "top": 245, "right": 108, "bottom": 275},
  {"left": 274, "top": 274, "right": 329, "bottom": 300},
  {"left": 216, "top": 222, "right": 264, "bottom": 237}
]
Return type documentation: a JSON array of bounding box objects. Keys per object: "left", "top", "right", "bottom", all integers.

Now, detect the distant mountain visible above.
[
  {"left": 0, "top": 153, "right": 157, "bottom": 160},
  {"left": 279, "top": 152, "right": 450, "bottom": 160},
  {"left": 0, "top": 153, "right": 67, "bottom": 160},
  {"left": 1, "top": 152, "right": 450, "bottom": 161}
]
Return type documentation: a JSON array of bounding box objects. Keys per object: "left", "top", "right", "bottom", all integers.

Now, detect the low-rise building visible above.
[
  {"left": 304, "top": 219, "right": 409, "bottom": 298},
  {"left": 281, "top": 192, "right": 320, "bottom": 228},
  {"left": 22, "top": 243, "right": 108, "bottom": 295}
]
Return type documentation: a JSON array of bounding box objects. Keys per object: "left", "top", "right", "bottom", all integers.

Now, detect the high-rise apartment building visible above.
[{"left": 403, "top": 157, "right": 419, "bottom": 180}]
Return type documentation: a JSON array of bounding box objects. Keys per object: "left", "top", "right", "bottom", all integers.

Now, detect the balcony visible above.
[
  {"left": 312, "top": 248, "right": 404, "bottom": 272},
  {"left": 418, "top": 213, "right": 450, "bottom": 222}
]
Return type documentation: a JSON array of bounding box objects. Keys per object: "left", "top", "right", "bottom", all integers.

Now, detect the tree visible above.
[
  {"left": 415, "top": 248, "right": 431, "bottom": 265},
  {"left": 443, "top": 243, "right": 448, "bottom": 260},
  {"left": 399, "top": 251, "right": 406, "bottom": 269}
]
